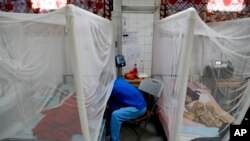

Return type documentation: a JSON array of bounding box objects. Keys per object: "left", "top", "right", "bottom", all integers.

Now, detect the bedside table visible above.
[{"left": 125, "top": 78, "right": 144, "bottom": 88}]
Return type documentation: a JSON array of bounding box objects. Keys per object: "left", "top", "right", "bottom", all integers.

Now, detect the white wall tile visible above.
[
  {"left": 146, "top": 15, "right": 154, "bottom": 21},
  {"left": 144, "top": 28, "right": 152, "bottom": 36},
  {"left": 145, "top": 69, "right": 152, "bottom": 75},
  {"left": 144, "top": 45, "right": 152, "bottom": 53},
  {"left": 122, "top": 13, "right": 154, "bottom": 75},
  {"left": 129, "top": 21, "right": 137, "bottom": 27},
  {"left": 145, "top": 53, "right": 152, "bottom": 60},
  {"left": 127, "top": 27, "right": 137, "bottom": 32},
  {"left": 129, "top": 14, "right": 136, "bottom": 19},
  {"left": 137, "top": 28, "right": 145, "bottom": 36},
  {"left": 138, "top": 36, "right": 145, "bottom": 45},
  {"left": 145, "top": 37, "right": 153, "bottom": 44},
  {"left": 144, "top": 61, "right": 152, "bottom": 69}
]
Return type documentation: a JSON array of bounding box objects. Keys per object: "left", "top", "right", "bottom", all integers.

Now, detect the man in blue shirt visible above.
[{"left": 108, "top": 78, "right": 147, "bottom": 141}]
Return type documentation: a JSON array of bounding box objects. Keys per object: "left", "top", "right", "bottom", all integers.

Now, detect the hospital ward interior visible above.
[{"left": 0, "top": 0, "right": 250, "bottom": 141}]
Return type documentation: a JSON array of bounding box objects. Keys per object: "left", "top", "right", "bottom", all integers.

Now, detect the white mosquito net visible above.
[
  {"left": 153, "top": 8, "right": 250, "bottom": 141},
  {"left": 0, "top": 4, "right": 116, "bottom": 141}
]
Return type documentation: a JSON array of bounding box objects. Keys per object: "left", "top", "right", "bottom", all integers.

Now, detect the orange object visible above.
[
  {"left": 124, "top": 72, "right": 137, "bottom": 80},
  {"left": 124, "top": 64, "right": 138, "bottom": 80}
]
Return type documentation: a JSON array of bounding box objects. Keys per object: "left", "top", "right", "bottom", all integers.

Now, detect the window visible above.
[
  {"left": 207, "top": 0, "right": 246, "bottom": 12},
  {"left": 31, "top": 0, "right": 67, "bottom": 12}
]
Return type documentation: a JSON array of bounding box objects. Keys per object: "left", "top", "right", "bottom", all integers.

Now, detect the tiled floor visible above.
[{"left": 106, "top": 122, "right": 166, "bottom": 141}]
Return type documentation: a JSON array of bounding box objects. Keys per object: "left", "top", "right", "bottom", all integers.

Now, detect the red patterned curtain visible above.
[
  {"left": 86, "top": 0, "right": 113, "bottom": 19},
  {"left": 0, "top": 0, "right": 113, "bottom": 20},
  {"left": 160, "top": 0, "right": 250, "bottom": 23},
  {"left": 0, "top": 0, "right": 14, "bottom": 12}
]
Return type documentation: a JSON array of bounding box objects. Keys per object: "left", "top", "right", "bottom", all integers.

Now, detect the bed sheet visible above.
[
  {"left": 157, "top": 103, "right": 219, "bottom": 141},
  {"left": 12, "top": 84, "right": 84, "bottom": 141},
  {"left": 157, "top": 82, "right": 232, "bottom": 140}
]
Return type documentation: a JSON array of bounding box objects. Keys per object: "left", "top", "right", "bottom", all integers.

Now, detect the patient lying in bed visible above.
[{"left": 184, "top": 89, "right": 234, "bottom": 128}]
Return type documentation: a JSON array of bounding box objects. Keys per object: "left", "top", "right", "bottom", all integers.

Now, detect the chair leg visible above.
[
  {"left": 137, "top": 105, "right": 157, "bottom": 141},
  {"left": 131, "top": 128, "right": 139, "bottom": 136},
  {"left": 137, "top": 119, "right": 150, "bottom": 141}
]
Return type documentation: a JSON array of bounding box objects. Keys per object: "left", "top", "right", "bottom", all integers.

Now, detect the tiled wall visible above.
[{"left": 121, "top": 0, "right": 155, "bottom": 76}]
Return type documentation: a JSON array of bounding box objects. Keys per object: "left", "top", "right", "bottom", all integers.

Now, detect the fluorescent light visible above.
[{"left": 31, "top": 0, "right": 67, "bottom": 12}]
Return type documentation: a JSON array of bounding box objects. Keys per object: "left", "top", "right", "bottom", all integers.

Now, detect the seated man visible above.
[{"left": 107, "top": 78, "right": 147, "bottom": 141}]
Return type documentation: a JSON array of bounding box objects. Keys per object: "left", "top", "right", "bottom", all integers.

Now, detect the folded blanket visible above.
[
  {"left": 184, "top": 101, "right": 234, "bottom": 128},
  {"left": 185, "top": 82, "right": 234, "bottom": 128}
]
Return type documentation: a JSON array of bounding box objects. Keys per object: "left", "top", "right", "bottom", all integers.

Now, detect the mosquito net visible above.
[
  {"left": 0, "top": 4, "right": 116, "bottom": 141},
  {"left": 153, "top": 8, "right": 250, "bottom": 141}
]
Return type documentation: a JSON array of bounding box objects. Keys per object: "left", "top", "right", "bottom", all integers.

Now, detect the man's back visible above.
[{"left": 110, "top": 78, "right": 146, "bottom": 110}]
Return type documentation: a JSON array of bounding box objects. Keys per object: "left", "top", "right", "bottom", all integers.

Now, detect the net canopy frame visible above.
[
  {"left": 153, "top": 8, "right": 250, "bottom": 141},
  {"left": 0, "top": 4, "right": 116, "bottom": 141}
]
